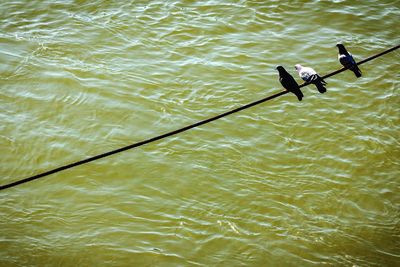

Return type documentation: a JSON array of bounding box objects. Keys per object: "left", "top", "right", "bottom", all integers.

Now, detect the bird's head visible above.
[
  {"left": 294, "top": 64, "right": 302, "bottom": 72},
  {"left": 336, "top": 43, "right": 347, "bottom": 53},
  {"left": 276, "top": 65, "right": 284, "bottom": 71}
]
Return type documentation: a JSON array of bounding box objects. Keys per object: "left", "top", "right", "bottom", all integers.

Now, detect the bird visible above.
[
  {"left": 276, "top": 66, "right": 303, "bottom": 101},
  {"left": 294, "top": 64, "right": 327, "bottom": 93},
  {"left": 336, "top": 43, "right": 362, "bottom": 78}
]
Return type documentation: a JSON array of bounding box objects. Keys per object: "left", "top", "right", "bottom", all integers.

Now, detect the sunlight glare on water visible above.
[{"left": 1, "top": 0, "right": 399, "bottom": 266}]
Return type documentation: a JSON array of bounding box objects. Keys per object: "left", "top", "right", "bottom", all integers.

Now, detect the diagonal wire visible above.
[{"left": 1, "top": 44, "right": 399, "bottom": 191}]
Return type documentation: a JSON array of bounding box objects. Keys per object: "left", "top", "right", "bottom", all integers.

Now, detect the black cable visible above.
[{"left": 1, "top": 44, "right": 399, "bottom": 191}]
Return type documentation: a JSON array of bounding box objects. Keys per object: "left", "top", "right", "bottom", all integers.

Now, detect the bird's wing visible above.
[
  {"left": 339, "top": 54, "right": 352, "bottom": 67},
  {"left": 285, "top": 75, "right": 300, "bottom": 91},
  {"left": 299, "top": 70, "right": 312, "bottom": 81},
  {"left": 303, "top": 67, "right": 316, "bottom": 75},
  {"left": 348, "top": 53, "right": 357, "bottom": 65},
  {"left": 299, "top": 67, "right": 316, "bottom": 81}
]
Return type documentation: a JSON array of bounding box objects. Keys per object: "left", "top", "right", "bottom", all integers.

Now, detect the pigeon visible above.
[
  {"left": 276, "top": 66, "right": 303, "bottom": 101},
  {"left": 336, "top": 43, "right": 362, "bottom": 78},
  {"left": 294, "top": 64, "right": 327, "bottom": 93}
]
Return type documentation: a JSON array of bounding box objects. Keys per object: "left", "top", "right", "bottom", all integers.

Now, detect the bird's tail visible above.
[
  {"left": 296, "top": 89, "right": 304, "bottom": 101},
  {"left": 351, "top": 65, "right": 362, "bottom": 78},
  {"left": 316, "top": 81, "right": 327, "bottom": 93},
  {"left": 309, "top": 74, "right": 327, "bottom": 93}
]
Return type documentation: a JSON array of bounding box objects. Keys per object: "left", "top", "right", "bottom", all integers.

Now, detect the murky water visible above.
[{"left": 1, "top": 0, "right": 399, "bottom": 266}]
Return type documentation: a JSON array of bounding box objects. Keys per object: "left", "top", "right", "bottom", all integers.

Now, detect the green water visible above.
[{"left": 1, "top": 0, "right": 399, "bottom": 266}]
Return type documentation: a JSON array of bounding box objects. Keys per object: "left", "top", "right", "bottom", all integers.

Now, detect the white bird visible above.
[{"left": 294, "top": 64, "right": 327, "bottom": 93}]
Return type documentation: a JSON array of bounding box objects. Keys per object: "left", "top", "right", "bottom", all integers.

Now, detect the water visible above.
[{"left": 1, "top": 0, "right": 399, "bottom": 266}]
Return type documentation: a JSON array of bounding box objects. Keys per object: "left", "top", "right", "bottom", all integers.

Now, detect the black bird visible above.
[
  {"left": 276, "top": 66, "right": 303, "bottom": 101},
  {"left": 294, "top": 64, "right": 327, "bottom": 93},
  {"left": 336, "top": 43, "right": 362, "bottom": 78}
]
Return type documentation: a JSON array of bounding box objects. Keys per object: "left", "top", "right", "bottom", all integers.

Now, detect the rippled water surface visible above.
[{"left": 1, "top": 0, "right": 399, "bottom": 266}]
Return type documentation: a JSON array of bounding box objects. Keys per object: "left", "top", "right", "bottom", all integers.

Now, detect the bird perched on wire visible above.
[
  {"left": 336, "top": 43, "right": 362, "bottom": 78},
  {"left": 276, "top": 66, "right": 303, "bottom": 101},
  {"left": 294, "top": 64, "right": 327, "bottom": 93}
]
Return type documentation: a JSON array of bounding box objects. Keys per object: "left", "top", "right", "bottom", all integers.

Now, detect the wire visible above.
[{"left": 1, "top": 44, "right": 399, "bottom": 191}]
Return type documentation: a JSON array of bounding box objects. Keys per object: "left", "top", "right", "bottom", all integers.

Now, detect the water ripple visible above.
[{"left": 1, "top": 0, "right": 399, "bottom": 266}]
